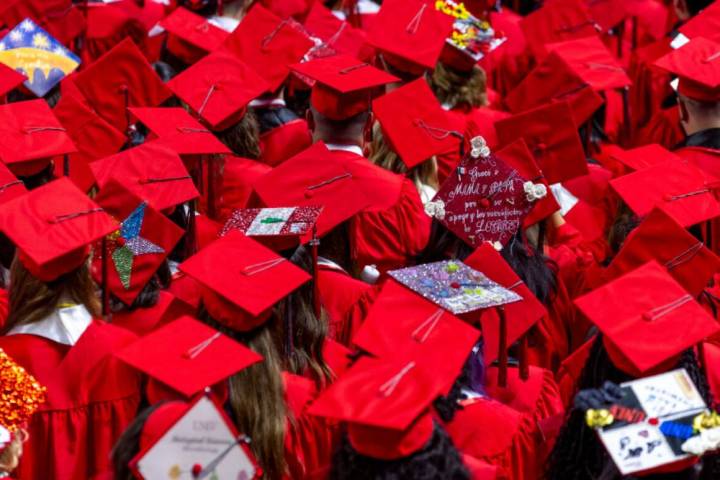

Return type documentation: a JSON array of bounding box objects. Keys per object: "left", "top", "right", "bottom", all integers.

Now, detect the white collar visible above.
[
  {"left": 318, "top": 257, "right": 348, "bottom": 274},
  {"left": 325, "top": 143, "right": 364, "bottom": 156},
  {"left": 549, "top": 183, "right": 579, "bottom": 216},
  {"left": 8, "top": 304, "right": 93, "bottom": 346},
  {"left": 249, "top": 98, "right": 286, "bottom": 109},
  {"left": 207, "top": 15, "right": 240, "bottom": 33}
]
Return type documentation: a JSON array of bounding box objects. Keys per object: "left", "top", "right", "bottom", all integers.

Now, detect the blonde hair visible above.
[{"left": 430, "top": 62, "right": 488, "bottom": 110}]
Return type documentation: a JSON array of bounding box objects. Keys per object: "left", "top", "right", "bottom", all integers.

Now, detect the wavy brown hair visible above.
[
  {"left": 198, "top": 307, "right": 289, "bottom": 480},
  {"left": 429, "top": 62, "right": 488, "bottom": 110},
  {"left": 368, "top": 123, "right": 439, "bottom": 191},
  {"left": 217, "top": 109, "right": 261, "bottom": 159},
  {"left": 4, "top": 257, "right": 101, "bottom": 333}
]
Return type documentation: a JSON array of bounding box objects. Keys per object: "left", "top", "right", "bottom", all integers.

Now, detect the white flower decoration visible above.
[
  {"left": 682, "top": 427, "right": 720, "bottom": 455},
  {"left": 470, "top": 136, "right": 491, "bottom": 159},
  {"left": 524, "top": 181, "right": 548, "bottom": 202},
  {"left": 424, "top": 199, "right": 446, "bottom": 220}
]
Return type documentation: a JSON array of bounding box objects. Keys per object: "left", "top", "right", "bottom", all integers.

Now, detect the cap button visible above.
[{"left": 479, "top": 198, "right": 491, "bottom": 208}]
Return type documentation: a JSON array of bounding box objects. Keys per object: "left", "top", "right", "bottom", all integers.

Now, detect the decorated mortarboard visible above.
[
  {"left": 91, "top": 179, "right": 185, "bottom": 306},
  {"left": 352, "top": 278, "right": 481, "bottom": 360},
  {"left": 609, "top": 144, "right": 682, "bottom": 172},
  {"left": 0, "top": 177, "right": 118, "bottom": 282},
  {"left": 609, "top": 160, "right": 720, "bottom": 228},
  {"left": 372, "top": 78, "right": 461, "bottom": 169},
  {"left": 0, "top": 162, "right": 26, "bottom": 206},
  {"left": 220, "top": 206, "right": 323, "bottom": 239},
  {"left": 519, "top": 0, "right": 600, "bottom": 59},
  {"left": 495, "top": 101, "right": 588, "bottom": 184},
  {"left": 290, "top": 54, "right": 398, "bottom": 121},
  {"left": 585, "top": 369, "right": 712, "bottom": 476},
  {"left": 434, "top": 0, "right": 506, "bottom": 72},
  {"left": 655, "top": 37, "right": 720, "bottom": 102},
  {"left": 388, "top": 259, "right": 521, "bottom": 315},
  {"left": 367, "top": 0, "right": 454, "bottom": 75},
  {"left": 574, "top": 261, "right": 720, "bottom": 377},
  {"left": 168, "top": 50, "right": 270, "bottom": 131},
  {"left": 546, "top": 36, "right": 632, "bottom": 91},
  {"left": 221, "top": 3, "right": 314, "bottom": 92},
  {"left": 159, "top": 7, "right": 229, "bottom": 65},
  {"left": 131, "top": 395, "right": 259, "bottom": 480},
  {"left": 128, "top": 107, "right": 231, "bottom": 156},
  {"left": 73, "top": 38, "right": 172, "bottom": 133},
  {"left": 425, "top": 134, "right": 538, "bottom": 249},
  {"left": 116, "top": 315, "right": 263, "bottom": 398},
  {"left": 603, "top": 208, "right": 720, "bottom": 298},
  {"left": 0, "top": 98, "right": 77, "bottom": 176},
  {"left": 53, "top": 93, "right": 126, "bottom": 192},
  {"left": 0, "top": 18, "right": 80, "bottom": 97},
  {"left": 179, "top": 231, "right": 312, "bottom": 331},
  {"left": 90, "top": 142, "right": 199, "bottom": 211},
  {"left": 504, "top": 50, "right": 604, "bottom": 127}
]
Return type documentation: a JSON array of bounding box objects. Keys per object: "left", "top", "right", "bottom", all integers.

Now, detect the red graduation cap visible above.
[
  {"left": 504, "top": 50, "right": 604, "bottom": 127},
  {"left": 0, "top": 162, "right": 26, "bottom": 206},
  {"left": 159, "top": 7, "right": 229, "bottom": 65},
  {"left": 464, "top": 243, "right": 547, "bottom": 365},
  {"left": 290, "top": 54, "right": 398, "bottom": 120},
  {"left": 90, "top": 142, "right": 199, "bottom": 211},
  {"left": 678, "top": 1, "right": 720, "bottom": 42},
  {"left": 115, "top": 315, "right": 263, "bottom": 398},
  {"left": 91, "top": 179, "right": 185, "bottom": 306},
  {"left": 372, "top": 78, "right": 461, "bottom": 169},
  {"left": 0, "top": 177, "right": 117, "bottom": 282},
  {"left": 179, "top": 231, "right": 312, "bottom": 331},
  {"left": 222, "top": 3, "right": 314, "bottom": 92},
  {"left": 609, "top": 144, "right": 682, "bottom": 172},
  {"left": 252, "top": 142, "right": 373, "bottom": 238},
  {"left": 73, "top": 38, "right": 172, "bottom": 133},
  {"left": 546, "top": 36, "right": 632, "bottom": 91},
  {"left": 352, "top": 278, "right": 481, "bottom": 360},
  {"left": 303, "top": 2, "right": 369, "bottom": 59},
  {"left": 584, "top": 0, "right": 628, "bottom": 31},
  {"left": 168, "top": 50, "right": 269, "bottom": 131},
  {"left": 609, "top": 159, "right": 720, "bottom": 227},
  {"left": 429, "top": 136, "right": 534, "bottom": 249},
  {"left": 495, "top": 101, "right": 588, "bottom": 184},
  {"left": 604, "top": 208, "right": 720, "bottom": 298},
  {"left": 519, "top": 0, "right": 599, "bottom": 59},
  {"left": 574, "top": 261, "right": 720, "bottom": 377},
  {"left": 367, "top": 0, "right": 454, "bottom": 75},
  {"left": 655, "top": 37, "right": 720, "bottom": 102},
  {"left": 53, "top": 94, "right": 127, "bottom": 192},
  {"left": 0, "top": 62, "right": 25, "bottom": 98},
  {"left": 128, "top": 107, "right": 231, "bottom": 156},
  {"left": 0, "top": 99, "right": 76, "bottom": 177}
]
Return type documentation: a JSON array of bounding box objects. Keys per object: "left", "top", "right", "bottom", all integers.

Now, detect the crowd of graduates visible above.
[{"left": 0, "top": 0, "right": 718, "bottom": 479}]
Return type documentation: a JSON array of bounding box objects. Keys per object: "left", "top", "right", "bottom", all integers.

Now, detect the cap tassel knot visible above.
[
  {"left": 665, "top": 242, "right": 704, "bottom": 270},
  {"left": 261, "top": 19, "right": 291, "bottom": 49},
  {"left": 241, "top": 257, "right": 286, "bottom": 276},
  {"left": 306, "top": 172, "right": 353, "bottom": 191},
  {"left": 411, "top": 308, "right": 444, "bottom": 343},
  {"left": 48, "top": 208, "right": 104, "bottom": 224},
  {"left": 642, "top": 294, "right": 693, "bottom": 322},
  {"left": 197, "top": 84, "right": 218, "bottom": 117},
  {"left": 378, "top": 361, "right": 416, "bottom": 397},
  {"left": 183, "top": 332, "right": 221, "bottom": 360}
]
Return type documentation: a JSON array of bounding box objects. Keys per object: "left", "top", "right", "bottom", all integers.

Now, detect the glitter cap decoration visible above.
[
  {"left": 131, "top": 394, "right": 259, "bottom": 480},
  {"left": 388, "top": 260, "right": 521, "bottom": 315},
  {"left": 220, "top": 206, "right": 323, "bottom": 245},
  {"left": 91, "top": 179, "right": 185, "bottom": 306},
  {"left": 428, "top": 134, "right": 535, "bottom": 249},
  {"left": 0, "top": 348, "right": 46, "bottom": 431}
]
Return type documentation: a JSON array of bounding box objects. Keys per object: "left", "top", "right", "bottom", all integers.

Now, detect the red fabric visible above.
[
  {"left": 317, "top": 265, "right": 377, "bottom": 346},
  {"left": 702, "top": 342, "right": 720, "bottom": 408},
  {"left": 0, "top": 289, "right": 7, "bottom": 331},
  {"left": 555, "top": 337, "right": 595, "bottom": 408},
  {"left": 217, "top": 156, "right": 272, "bottom": 222},
  {"left": 461, "top": 454, "right": 501, "bottom": 480},
  {"left": 547, "top": 222, "right": 604, "bottom": 303},
  {"left": 0, "top": 321, "right": 141, "bottom": 480},
  {"left": 350, "top": 176, "right": 431, "bottom": 275},
  {"left": 169, "top": 271, "right": 203, "bottom": 310},
  {"left": 110, "top": 291, "right": 194, "bottom": 336},
  {"left": 633, "top": 105, "right": 686, "bottom": 149},
  {"left": 627, "top": 37, "right": 673, "bottom": 134},
  {"left": 259, "top": 119, "right": 313, "bottom": 168}
]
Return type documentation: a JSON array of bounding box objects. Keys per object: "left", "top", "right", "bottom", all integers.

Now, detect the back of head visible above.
[{"left": 309, "top": 106, "right": 370, "bottom": 145}]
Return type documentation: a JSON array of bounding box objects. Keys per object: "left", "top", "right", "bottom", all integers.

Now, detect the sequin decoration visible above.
[
  {"left": 109, "top": 202, "right": 165, "bottom": 290},
  {"left": 388, "top": 260, "right": 522, "bottom": 314},
  {"left": 221, "top": 206, "right": 323, "bottom": 237},
  {"left": 0, "top": 348, "right": 46, "bottom": 430}
]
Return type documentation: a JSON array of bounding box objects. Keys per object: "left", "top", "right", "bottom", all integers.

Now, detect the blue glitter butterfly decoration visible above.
[{"left": 110, "top": 203, "right": 164, "bottom": 289}]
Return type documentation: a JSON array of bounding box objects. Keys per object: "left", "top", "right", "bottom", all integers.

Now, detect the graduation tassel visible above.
[
  {"left": 101, "top": 237, "right": 111, "bottom": 320},
  {"left": 621, "top": 86, "right": 632, "bottom": 147},
  {"left": 519, "top": 333, "right": 529, "bottom": 381},
  {"left": 497, "top": 306, "right": 508, "bottom": 388},
  {"left": 310, "top": 226, "right": 321, "bottom": 319},
  {"left": 63, "top": 154, "right": 70, "bottom": 178},
  {"left": 186, "top": 200, "right": 197, "bottom": 256},
  {"left": 206, "top": 155, "right": 217, "bottom": 220}
]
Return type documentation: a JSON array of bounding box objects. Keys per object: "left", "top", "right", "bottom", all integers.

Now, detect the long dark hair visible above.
[
  {"left": 111, "top": 403, "right": 165, "bottom": 480},
  {"left": 273, "top": 245, "right": 333, "bottom": 389},
  {"left": 217, "top": 109, "right": 261, "bottom": 159},
  {"left": 546, "top": 336, "right": 720, "bottom": 480},
  {"left": 198, "top": 307, "right": 289, "bottom": 480},
  {"left": 500, "top": 228, "right": 558, "bottom": 306},
  {"left": 331, "top": 422, "right": 471, "bottom": 480}
]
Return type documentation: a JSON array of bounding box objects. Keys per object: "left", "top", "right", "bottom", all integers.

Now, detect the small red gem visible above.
[
  {"left": 479, "top": 198, "right": 490, "bottom": 208},
  {"left": 191, "top": 464, "right": 203, "bottom": 477},
  {"left": 648, "top": 418, "right": 659, "bottom": 426},
  {"left": 450, "top": 282, "right": 461, "bottom": 289}
]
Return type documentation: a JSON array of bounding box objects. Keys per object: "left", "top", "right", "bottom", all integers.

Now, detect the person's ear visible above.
[
  {"left": 679, "top": 97, "right": 690, "bottom": 123},
  {"left": 674, "top": 0, "right": 690, "bottom": 20},
  {"left": 306, "top": 109, "right": 315, "bottom": 133}
]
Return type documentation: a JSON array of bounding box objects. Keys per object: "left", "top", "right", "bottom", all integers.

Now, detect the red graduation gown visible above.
[
  {"left": 110, "top": 291, "right": 194, "bottom": 336},
  {"left": 259, "top": 119, "right": 313, "bottom": 167},
  {"left": 217, "top": 155, "right": 272, "bottom": 222},
  {"left": 0, "top": 321, "right": 141, "bottom": 480},
  {"left": 0, "top": 288, "right": 7, "bottom": 330}
]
